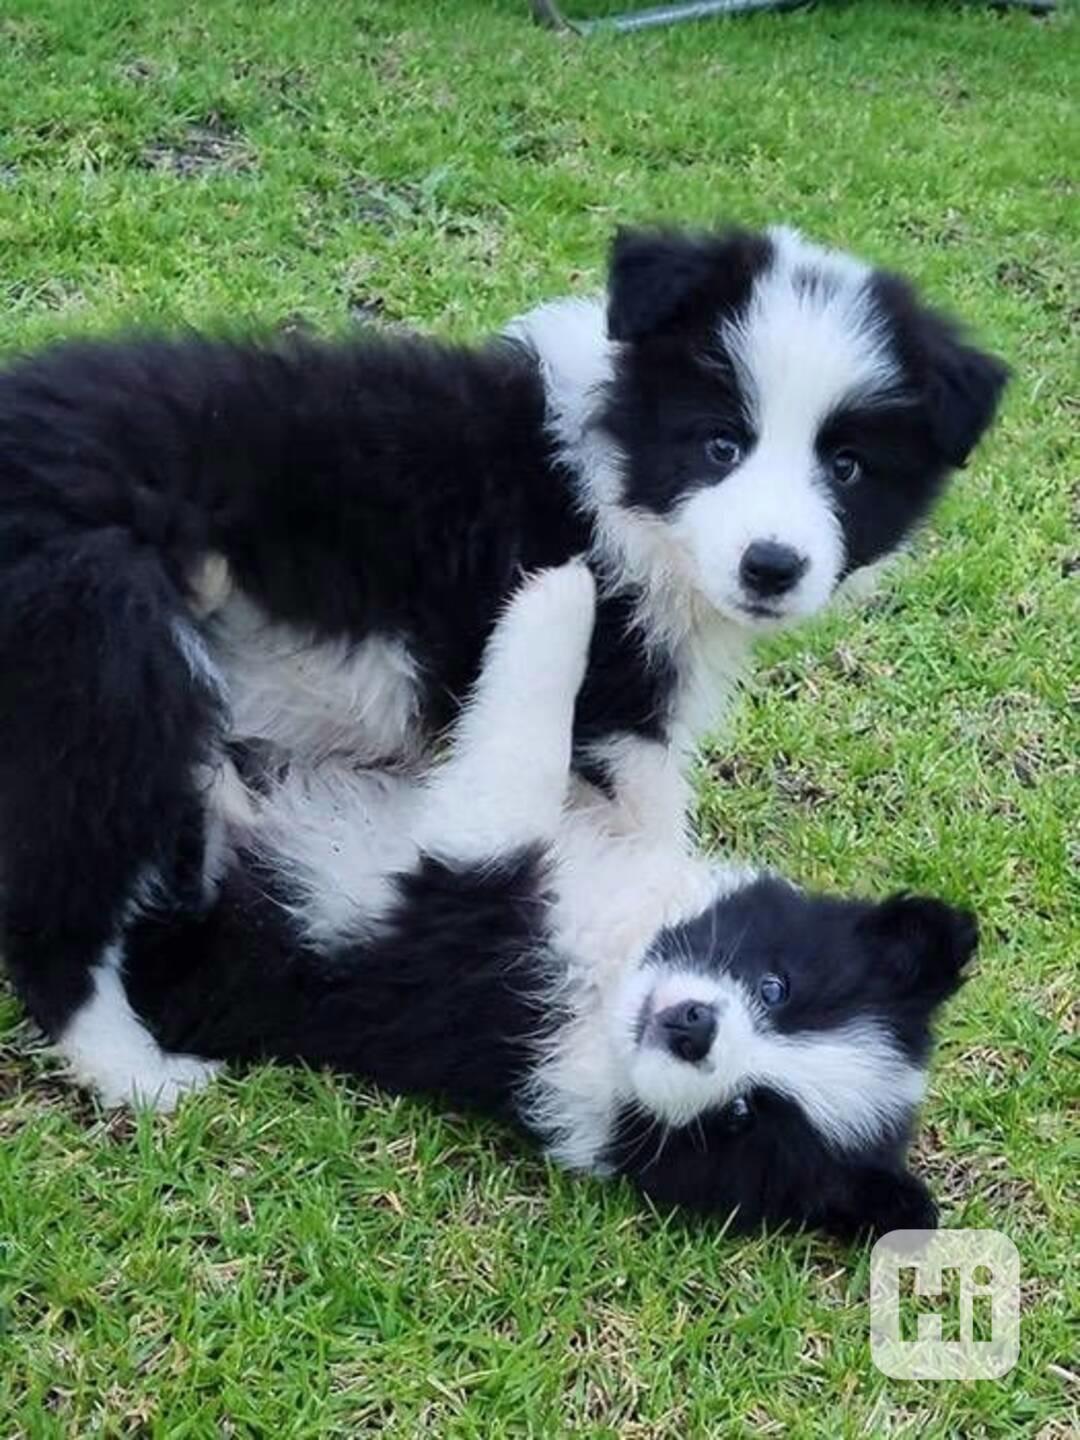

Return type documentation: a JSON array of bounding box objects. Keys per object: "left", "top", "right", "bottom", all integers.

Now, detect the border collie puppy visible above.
[
  {"left": 85, "top": 566, "right": 976, "bottom": 1239},
  {"left": 0, "top": 224, "right": 1004, "bottom": 1091}
]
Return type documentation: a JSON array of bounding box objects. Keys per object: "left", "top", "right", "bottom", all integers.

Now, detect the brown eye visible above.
[
  {"left": 706, "top": 434, "right": 743, "bottom": 470},
  {"left": 830, "top": 451, "right": 862, "bottom": 486}
]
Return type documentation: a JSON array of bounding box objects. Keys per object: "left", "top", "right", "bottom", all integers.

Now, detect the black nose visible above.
[
  {"left": 739, "top": 541, "right": 808, "bottom": 598},
  {"left": 657, "top": 1000, "right": 717, "bottom": 1064}
]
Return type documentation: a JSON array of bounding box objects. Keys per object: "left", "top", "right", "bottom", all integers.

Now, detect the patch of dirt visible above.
[
  {"left": 1011, "top": 744, "right": 1045, "bottom": 787},
  {"left": 974, "top": 687, "right": 1073, "bottom": 794},
  {"left": 141, "top": 119, "right": 256, "bottom": 178},
  {"left": 703, "top": 750, "right": 833, "bottom": 809},
  {"left": 755, "top": 655, "right": 821, "bottom": 701},
  {"left": 1036, "top": 1418, "right": 1080, "bottom": 1440},
  {"left": 344, "top": 172, "right": 503, "bottom": 254},
  {"left": 3, "top": 276, "right": 86, "bottom": 313},
  {"left": 995, "top": 256, "right": 1073, "bottom": 316},
  {"left": 911, "top": 1125, "right": 1047, "bottom": 1224},
  {"left": 261, "top": 65, "right": 310, "bottom": 112},
  {"left": 704, "top": 754, "right": 761, "bottom": 788},
  {"left": 275, "top": 312, "right": 317, "bottom": 337},
  {"left": 347, "top": 292, "right": 396, "bottom": 327},
  {"left": 953, "top": 1044, "right": 1031, "bottom": 1084},
  {"left": 117, "top": 56, "right": 171, "bottom": 84},
  {"left": 771, "top": 756, "right": 832, "bottom": 810},
  {"left": 337, "top": 259, "right": 411, "bottom": 331},
  {"left": 500, "top": 124, "right": 576, "bottom": 165},
  {"left": 927, "top": 70, "right": 972, "bottom": 106},
  {"left": 346, "top": 175, "right": 433, "bottom": 230},
  {"left": 827, "top": 642, "right": 865, "bottom": 682},
  {"left": 897, "top": 211, "right": 969, "bottom": 248}
]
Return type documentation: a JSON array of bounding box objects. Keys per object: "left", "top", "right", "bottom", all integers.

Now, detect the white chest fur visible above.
[{"left": 212, "top": 593, "right": 424, "bottom": 766}]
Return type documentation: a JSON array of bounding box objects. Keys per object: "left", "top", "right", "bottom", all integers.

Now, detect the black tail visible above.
[{"left": 0, "top": 522, "right": 223, "bottom": 1034}]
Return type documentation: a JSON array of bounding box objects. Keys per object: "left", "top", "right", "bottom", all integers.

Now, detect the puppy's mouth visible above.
[
  {"left": 735, "top": 600, "right": 786, "bottom": 622},
  {"left": 712, "top": 588, "right": 790, "bottom": 625}
]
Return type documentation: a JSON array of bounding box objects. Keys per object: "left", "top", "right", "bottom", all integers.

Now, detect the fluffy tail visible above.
[{"left": 0, "top": 518, "right": 224, "bottom": 1036}]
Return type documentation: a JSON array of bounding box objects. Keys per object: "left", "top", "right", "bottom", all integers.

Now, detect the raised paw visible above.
[
  {"left": 511, "top": 558, "right": 595, "bottom": 630},
  {"left": 492, "top": 560, "right": 596, "bottom": 699}
]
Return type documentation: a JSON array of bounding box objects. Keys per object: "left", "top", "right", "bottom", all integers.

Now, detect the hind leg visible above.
[
  {"left": 59, "top": 951, "right": 221, "bottom": 1111},
  {"left": 414, "top": 561, "right": 596, "bottom": 863},
  {"left": 1, "top": 534, "right": 227, "bottom": 1107}
]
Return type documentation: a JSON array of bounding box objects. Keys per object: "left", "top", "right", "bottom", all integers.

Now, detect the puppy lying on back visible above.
[
  {"left": 0, "top": 224, "right": 1005, "bottom": 1105},
  {"left": 65, "top": 564, "right": 978, "bottom": 1241}
]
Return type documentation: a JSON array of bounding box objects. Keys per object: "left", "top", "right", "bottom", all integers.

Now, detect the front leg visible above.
[
  {"left": 574, "top": 733, "right": 691, "bottom": 853},
  {"left": 569, "top": 589, "right": 691, "bottom": 851},
  {"left": 414, "top": 562, "right": 596, "bottom": 864}
]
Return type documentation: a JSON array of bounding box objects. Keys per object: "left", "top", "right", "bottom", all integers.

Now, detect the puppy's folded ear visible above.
[
  {"left": 871, "top": 273, "right": 1010, "bottom": 468},
  {"left": 860, "top": 893, "right": 978, "bottom": 1001},
  {"left": 607, "top": 225, "right": 771, "bottom": 343},
  {"left": 923, "top": 324, "right": 1010, "bottom": 468}
]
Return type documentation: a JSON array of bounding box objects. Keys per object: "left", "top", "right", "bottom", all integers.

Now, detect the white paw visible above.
[
  {"left": 59, "top": 963, "right": 223, "bottom": 1113},
  {"left": 89, "top": 1053, "right": 223, "bottom": 1112},
  {"left": 513, "top": 558, "right": 596, "bottom": 634},
  {"left": 496, "top": 560, "right": 596, "bottom": 694}
]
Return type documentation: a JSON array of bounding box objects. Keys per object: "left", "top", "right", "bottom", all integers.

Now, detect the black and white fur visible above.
[
  {"left": 0, "top": 223, "right": 1006, "bottom": 1099},
  {"left": 91, "top": 565, "right": 975, "bottom": 1239}
]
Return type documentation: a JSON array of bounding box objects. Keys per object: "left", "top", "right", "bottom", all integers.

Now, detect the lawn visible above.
[{"left": 0, "top": 0, "right": 1076, "bottom": 1434}]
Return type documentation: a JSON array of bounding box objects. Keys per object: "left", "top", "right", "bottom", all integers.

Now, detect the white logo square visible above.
[{"left": 870, "top": 1229, "right": 1020, "bottom": 1380}]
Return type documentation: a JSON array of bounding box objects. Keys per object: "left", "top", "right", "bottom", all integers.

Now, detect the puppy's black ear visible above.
[
  {"left": 922, "top": 320, "right": 1010, "bottom": 468},
  {"left": 861, "top": 893, "right": 978, "bottom": 1001},
  {"left": 872, "top": 273, "right": 1009, "bottom": 468},
  {"left": 827, "top": 1164, "right": 938, "bottom": 1241},
  {"left": 607, "top": 226, "right": 771, "bottom": 343}
]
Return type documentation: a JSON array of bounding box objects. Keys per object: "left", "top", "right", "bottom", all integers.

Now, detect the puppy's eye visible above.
[
  {"left": 705, "top": 434, "right": 743, "bottom": 470},
  {"left": 830, "top": 450, "right": 862, "bottom": 486},
  {"left": 759, "top": 974, "right": 788, "bottom": 1007}
]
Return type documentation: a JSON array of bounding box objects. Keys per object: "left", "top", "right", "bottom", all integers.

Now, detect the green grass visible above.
[{"left": 1, "top": 0, "right": 1077, "bottom": 1433}]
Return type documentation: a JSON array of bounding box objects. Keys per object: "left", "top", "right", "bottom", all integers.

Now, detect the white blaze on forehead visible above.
[{"left": 724, "top": 226, "right": 900, "bottom": 439}]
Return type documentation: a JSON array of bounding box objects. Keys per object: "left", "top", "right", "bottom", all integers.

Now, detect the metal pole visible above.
[
  {"left": 530, "top": 0, "right": 1055, "bottom": 34},
  {"left": 531, "top": 0, "right": 807, "bottom": 33}
]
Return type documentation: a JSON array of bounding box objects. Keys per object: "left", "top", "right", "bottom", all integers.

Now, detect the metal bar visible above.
[
  {"left": 582, "top": 0, "right": 807, "bottom": 31},
  {"left": 531, "top": 0, "right": 1055, "bottom": 34},
  {"left": 531, "top": 0, "right": 806, "bottom": 32}
]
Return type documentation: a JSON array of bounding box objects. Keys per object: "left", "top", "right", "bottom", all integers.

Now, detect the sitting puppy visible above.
[
  {"left": 70, "top": 564, "right": 978, "bottom": 1240},
  {"left": 0, "top": 223, "right": 1003, "bottom": 1095}
]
